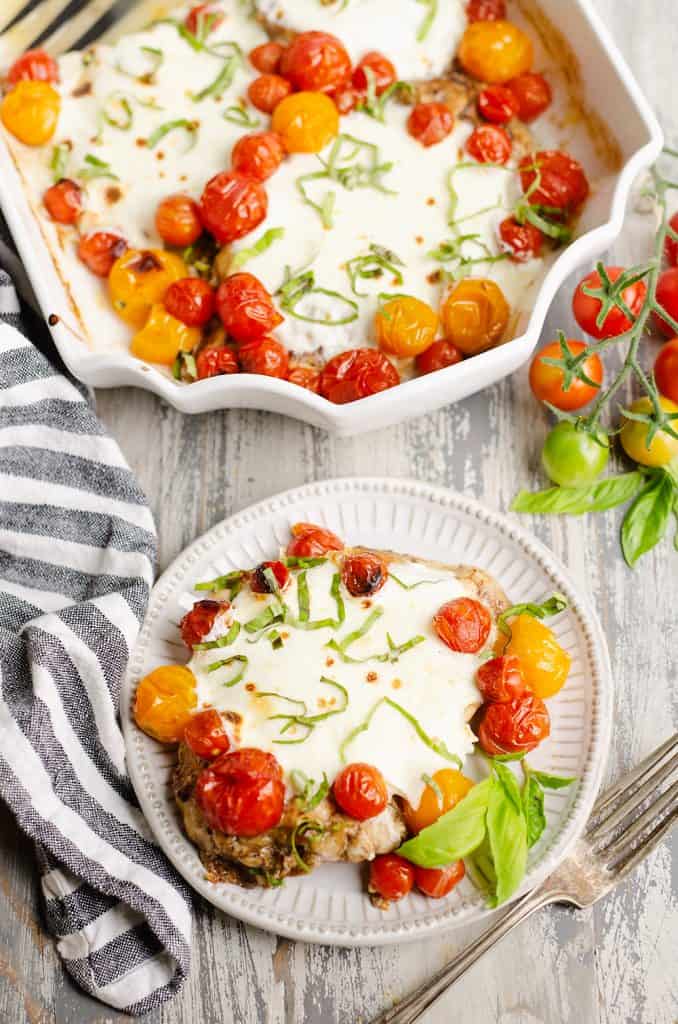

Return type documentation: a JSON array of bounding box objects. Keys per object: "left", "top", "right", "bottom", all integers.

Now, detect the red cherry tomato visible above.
[
  {"left": 433, "top": 597, "right": 491, "bottom": 654},
  {"left": 196, "top": 346, "right": 239, "bottom": 379},
  {"left": 287, "top": 365, "right": 321, "bottom": 392},
  {"left": 352, "top": 51, "right": 397, "bottom": 95},
  {"left": 250, "top": 560, "right": 290, "bottom": 593},
  {"left": 653, "top": 268, "right": 678, "bottom": 337},
  {"left": 466, "top": 0, "right": 506, "bottom": 21},
  {"left": 8, "top": 49, "right": 59, "bottom": 84},
  {"left": 200, "top": 172, "right": 267, "bottom": 245},
  {"left": 654, "top": 338, "right": 678, "bottom": 403},
  {"left": 180, "top": 599, "right": 230, "bottom": 648},
  {"left": 195, "top": 748, "right": 285, "bottom": 836},
  {"left": 414, "top": 861, "right": 465, "bottom": 899},
  {"left": 664, "top": 212, "right": 678, "bottom": 267},
  {"left": 529, "top": 339, "right": 603, "bottom": 411},
  {"left": 476, "top": 654, "right": 527, "bottom": 703},
  {"left": 238, "top": 336, "right": 289, "bottom": 378},
  {"left": 466, "top": 124, "right": 511, "bottom": 164},
  {"left": 507, "top": 72, "right": 552, "bottom": 122},
  {"left": 407, "top": 102, "right": 454, "bottom": 148},
  {"left": 247, "top": 73, "right": 293, "bottom": 114},
  {"left": 280, "top": 31, "right": 351, "bottom": 94},
  {"left": 43, "top": 179, "right": 82, "bottom": 225},
  {"left": 415, "top": 340, "right": 463, "bottom": 375},
  {"left": 155, "top": 194, "right": 203, "bottom": 248},
  {"left": 499, "top": 216, "right": 543, "bottom": 262},
  {"left": 184, "top": 3, "right": 224, "bottom": 36},
  {"left": 477, "top": 85, "right": 519, "bottom": 124},
  {"left": 287, "top": 522, "right": 343, "bottom": 558},
  {"left": 333, "top": 763, "right": 388, "bottom": 820},
  {"left": 319, "top": 349, "right": 399, "bottom": 404},
  {"left": 341, "top": 552, "right": 388, "bottom": 597},
  {"left": 231, "top": 131, "right": 286, "bottom": 182},
  {"left": 77, "top": 231, "right": 127, "bottom": 278},
  {"left": 249, "top": 41, "right": 285, "bottom": 74},
  {"left": 216, "top": 272, "right": 282, "bottom": 342},
  {"left": 184, "top": 709, "right": 231, "bottom": 760},
  {"left": 164, "top": 278, "right": 215, "bottom": 327},
  {"left": 519, "top": 150, "right": 589, "bottom": 210},
  {"left": 331, "top": 85, "right": 362, "bottom": 115},
  {"left": 477, "top": 693, "right": 550, "bottom": 756},
  {"left": 369, "top": 854, "right": 415, "bottom": 901},
  {"left": 572, "top": 266, "right": 647, "bottom": 340}
]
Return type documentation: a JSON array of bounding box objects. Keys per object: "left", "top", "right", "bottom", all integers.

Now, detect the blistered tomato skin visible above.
[
  {"left": 458, "top": 20, "right": 533, "bottom": 83},
  {"left": 249, "top": 41, "right": 285, "bottom": 74},
  {"left": 196, "top": 346, "right": 239, "bottom": 379},
  {"left": 184, "top": 709, "right": 230, "bottom": 760},
  {"left": 506, "top": 613, "right": 571, "bottom": 698},
  {"left": 271, "top": 92, "right": 340, "bottom": 154},
  {"left": 415, "top": 340, "right": 463, "bottom": 375},
  {"left": 216, "top": 272, "right": 283, "bottom": 342},
  {"left": 341, "top": 552, "right": 388, "bottom": 597},
  {"left": 441, "top": 278, "right": 510, "bottom": 356},
  {"left": 109, "top": 248, "right": 187, "bottom": 327},
  {"left": 195, "top": 748, "right": 285, "bottom": 837},
  {"left": 477, "top": 693, "right": 550, "bottom": 756},
  {"left": 43, "top": 179, "right": 82, "bottom": 225},
  {"left": 375, "top": 296, "right": 439, "bottom": 358},
  {"left": 78, "top": 232, "right": 127, "bottom": 278},
  {"left": 476, "top": 654, "right": 527, "bottom": 703},
  {"left": 499, "top": 216, "right": 543, "bottom": 262},
  {"left": 156, "top": 194, "right": 203, "bottom": 248},
  {"left": 319, "top": 349, "right": 399, "bottom": 403},
  {"left": 200, "top": 172, "right": 268, "bottom": 246},
  {"left": 238, "top": 336, "right": 289, "bottom": 378},
  {"left": 231, "top": 131, "right": 286, "bottom": 182},
  {"left": 1, "top": 81, "right": 60, "bottom": 146},
  {"left": 520, "top": 151, "right": 589, "bottom": 211},
  {"left": 369, "top": 854, "right": 415, "bottom": 902},
  {"left": 407, "top": 102, "right": 454, "bottom": 148},
  {"left": 331, "top": 85, "right": 362, "bottom": 115},
  {"left": 8, "top": 49, "right": 59, "bottom": 84},
  {"left": 287, "top": 365, "right": 321, "bottom": 392},
  {"left": 287, "top": 522, "right": 343, "bottom": 558},
  {"left": 415, "top": 861, "right": 465, "bottom": 899},
  {"left": 507, "top": 72, "right": 552, "bottom": 121},
  {"left": 131, "top": 304, "right": 200, "bottom": 366},
  {"left": 403, "top": 769, "right": 475, "bottom": 834},
  {"left": 250, "top": 560, "right": 291, "bottom": 594},
  {"left": 477, "top": 85, "right": 519, "bottom": 124},
  {"left": 180, "top": 599, "right": 230, "bottom": 648},
  {"left": 248, "top": 74, "right": 293, "bottom": 114},
  {"left": 466, "top": 124, "right": 512, "bottom": 164},
  {"left": 434, "top": 597, "right": 491, "bottom": 654},
  {"left": 164, "top": 278, "right": 215, "bottom": 327},
  {"left": 134, "top": 665, "right": 197, "bottom": 744},
  {"left": 467, "top": 0, "right": 506, "bottom": 20},
  {"left": 620, "top": 396, "right": 678, "bottom": 468},
  {"left": 333, "top": 763, "right": 388, "bottom": 820},
  {"left": 352, "top": 52, "right": 397, "bottom": 95},
  {"left": 280, "top": 31, "right": 351, "bottom": 94}
]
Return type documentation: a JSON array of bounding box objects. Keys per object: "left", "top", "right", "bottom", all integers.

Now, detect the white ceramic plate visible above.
[{"left": 121, "top": 478, "right": 612, "bottom": 945}]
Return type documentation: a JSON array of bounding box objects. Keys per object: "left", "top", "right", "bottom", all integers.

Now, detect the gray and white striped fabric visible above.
[{"left": 0, "top": 266, "right": 193, "bottom": 1013}]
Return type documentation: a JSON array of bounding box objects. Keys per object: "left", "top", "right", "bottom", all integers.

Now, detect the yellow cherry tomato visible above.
[
  {"left": 133, "top": 665, "right": 197, "bottom": 744},
  {"left": 440, "top": 278, "right": 510, "bottom": 355},
  {"left": 375, "top": 295, "right": 439, "bottom": 358},
  {"left": 1, "top": 81, "right": 60, "bottom": 146},
  {"left": 403, "top": 768, "right": 475, "bottom": 834},
  {"left": 620, "top": 396, "right": 678, "bottom": 468},
  {"left": 109, "top": 248, "right": 187, "bottom": 327},
  {"left": 131, "top": 304, "right": 201, "bottom": 366},
  {"left": 506, "top": 614, "right": 571, "bottom": 699},
  {"left": 271, "top": 91, "right": 339, "bottom": 153},
  {"left": 458, "top": 20, "right": 533, "bottom": 84}
]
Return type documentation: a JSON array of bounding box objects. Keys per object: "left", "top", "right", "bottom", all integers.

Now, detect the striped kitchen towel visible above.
[{"left": 0, "top": 265, "right": 193, "bottom": 1013}]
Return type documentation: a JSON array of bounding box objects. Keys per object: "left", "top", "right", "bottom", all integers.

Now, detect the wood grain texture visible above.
[{"left": 1, "top": 2, "right": 676, "bottom": 1022}]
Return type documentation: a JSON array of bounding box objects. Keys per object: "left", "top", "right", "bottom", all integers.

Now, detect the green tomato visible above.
[{"left": 541, "top": 422, "right": 609, "bottom": 487}]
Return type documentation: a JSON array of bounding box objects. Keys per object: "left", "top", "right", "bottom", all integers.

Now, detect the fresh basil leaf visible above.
[
  {"left": 621, "top": 473, "right": 674, "bottom": 567},
  {"left": 466, "top": 835, "right": 496, "bottom": 897},
  {"left": 497, "top": 593, "right": 567, "bottom": 637},
  {"left": 397, "top": 778, "right": 491, "bottom": 868},
  {"left": 512, "top": 472, "right": 644, "bottom": 515},
  {"left": 492, "top": 761, "right": 522, "bottom": 814},
  {"left": 486, "top": 774, "right": 528, "bottom": 907},
  {"left": 522, "top": 774, "right": 546, "bottom": 849},
  {"left": 529, "top": 769, "right": 576, "bottom": 790}
]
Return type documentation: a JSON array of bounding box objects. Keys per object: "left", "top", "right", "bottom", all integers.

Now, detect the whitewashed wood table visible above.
[{"left": 1, "top": 2, "right": 677, "bottom": 1021}]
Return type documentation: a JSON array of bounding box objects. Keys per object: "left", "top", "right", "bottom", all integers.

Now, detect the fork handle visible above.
[{"left": 371, "top": 885, "right": 560, "bottom": 1024}]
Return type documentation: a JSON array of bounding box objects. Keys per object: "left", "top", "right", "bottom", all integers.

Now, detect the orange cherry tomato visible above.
[
  {"left": 180, "top": 599, "right": 231, "bottom": 648},
  {"left": 280, "top": 31, "right": 351, "bottom": 94},
  {"left": 352, "top": 51, "right": 397, "bottom": 95},
  {"left": 654, "top": 338, "right": 678, "bottom": 403},
  {"left": 414, "top": 861, "right": 465, "bottom": 898},
  {"left": 520, "top": 150, "right": 589, "bottom": 211},
  {"left": 216, "top": 272, "right": 283, "bottom": 342},
  {"left": 369, "top": 853, "right": 415, "bottom": 901},
  {"left": 43, "top": 178, "right": 82, "bottom": 225},
  {"left": 415, "top": 339, "right": 463, "bottom": 375},
  {"left": 507, "top": 72, "right": 552, "bottom": 122},
  {"left": 238, "top": 336, "right": 289, "bottom": 377},
  {"left": 164, "top": 277, "right": 215, "bottom": 327},
  {"left": 375, "top": 295, "right": 439, "bottom": 358},
  {"left": 155, "top": 194, "right": 203, "bottom": 248},
  {"left": 506, "top": 613, "right": 571, "bottom": 698},
  {"left": 77, "top": 231, "right": 127, "bottom": 278},
  {"left": 196, "top": 345, "right": 239, "bottom": 379},
  {"left": 499, "top": 216, "right": 543, "bottom": 263},
  {"left": 477, "top": 693, "right": 550, "bottom": 756},
  {"left": 459, "top": 20, "right": 533, "bottom": 83},
  {"left": 287, "top": 522, "right": 343, "bottom": 558},
  {"left": 467, "top": 0, "right": 506, "bottom": 20},
  {"left": 403, "top": 769, "right": 475, "bottom": 834},
  {"left": 476, "top": 654, "right": 527, "bottom": 703},
  {"left": 131, "top": 304, "right": 200, "bottom": 366},
  {"left": 287, "top": 364, "right": 321, "bottom": 392},
  {"left": 200, "top": 171, "right": 268, "bottom": 245},
  {"left": 184, "top": 3, "right": 224, "bottom": 36},
  {"left": 319, "top": 349, "right": 399, "bottom": 403},
  {"left": 250, "top": 560, "right": 290, "bottom": 593},
  {"left": 184, "top": 709, "right": 230, "bottom": 760},
  {"left": 440, "top": 278, "right": 510, "bottom": 356},
  {"left": 249, "top": 41, "right": 285, "bottom": 74},
  {"left": 407, "top": 102, "right": 453, "bottom": 147},
  {"left": 231, "top": 131, "right": 286, "bottom": 181},
  {"left": 529, "top": 339, "right": 603, "bottom": 411},
  {"left": 466, "top": 124, "right": 511, "bottom": 164},
  {"left": 8, "top": 49, "right": 59, "bottom": 84},
  {"left": 333, "top": 763, "right": 388, "bottom": 820},
  {"left": 1, "top": 81, "right": 60, "bottom": 146},
  {"left": 248, "top": 74, "right": 293, "bottom": 114},
  {"left": 434, "top": 597, "right": 491, "bottom": 654},
  {"left": 195, "top": 748, "right": 285, "bottom": 836},
  {"left": 134, "top": 665, "right": 197, "bottom": 743},
  {"left": 109, "top": 248, "right": 187, "bottom": 327},
  {"left": 572, "top": 266, "right": 646, "bottom": 340},
  {"left": 271, "top": 91, "right": 339, "bottom": 153},
  {"left": 341, "top": 552, "right": 388, "bottom": 597},
  {"left": 664, "top": 212, "right": 678, "bottom": 266},
  {"left": 477, "top": 85, "right": 519, "bottom": 124}
]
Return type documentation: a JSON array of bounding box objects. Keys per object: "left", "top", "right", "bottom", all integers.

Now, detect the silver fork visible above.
[{"left": 372, "top": 733, "right": 678, "bottom": 1024}]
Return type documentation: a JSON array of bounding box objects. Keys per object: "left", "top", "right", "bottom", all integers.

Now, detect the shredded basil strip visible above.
[
  {"left": 193, "top": 621, "right": 241, "bottom": 651},
  {"left": 244, "top": 601, "right": 285, "bottom": 634},
  {"left": 230, "top": 227, "right": 285, "bottom": 271},
  {"left": 297, "top": 133, "right": 396, "bottom": 228},
  {"left": 267, "top": 677, "right": 349, "bottom": 744},
  {"left": 422, "top": 772, "right": 444, "bottom": 810},
  {"left": 77, "top": 155, "right": 119, "bottom": 181},
  {"left": 207, "top": 654, "right": 248, "bottom": 686},
  {"left": 147, "top": 118, "right": 198, "bottom": 151},
  {"left": 346, "top": 244, "right": 405, "bottom": 297},
  {"left": 357, "top": 70, "right": 413, "bottom": 122},
  {"left": 195, "top": 570, "right": 243, "bottom": 593},
  {"left": 191, "top": 47, "right": 243, "bottom": 101},
  {"left": 339, "top": 696, "right": 462, "bottom": 766},
  {"left": 49, "top": 143, "right": 70, "bottom": 183},
  {"left": 172, "top": 350, "right": 197, "bottom": 381},
  {"left": 223, "top": 105, "right": 261, "bottom": 128},
  {"left": 276, "top": 266, "right": 359, "bottom": 326},
  {"left": 102, "top": 91, "right": 134, "bottom": 130},
  {"left": 290, "top": 820, "right": 325, "bottom": 873},
  {"left": 389, "top": 572, "right": 445, "bottom": 591},
  {"left": 332, "top": 607, "right": 384, "bottom": 653},
  {"left": 284, "top": 556, "right": 327, "bottom": 569},
  {"left": 116, "top": 44, "right": 164, "bottom": 81},
  {"left": 497, "top": 593, "right": 568, "bottom": 638},
  {"left": 297, "top": 570, "right": 310, "bottom": 622},
  {"left": 417, "top": 0, "right": 438, "bottom": 41}
]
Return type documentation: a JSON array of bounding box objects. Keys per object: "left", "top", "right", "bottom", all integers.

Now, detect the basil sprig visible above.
[{"left": 496, "top": 593, "right": 567, "bottom": 638}]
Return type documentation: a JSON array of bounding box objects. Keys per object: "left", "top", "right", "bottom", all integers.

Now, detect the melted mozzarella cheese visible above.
[{"left": 191, "top": 557, "right": 487, "bottom": 807}]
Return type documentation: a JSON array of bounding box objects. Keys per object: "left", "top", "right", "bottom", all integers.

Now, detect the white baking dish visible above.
[{"left": 0, "top": 0, "right": 662, "bottom": 436}]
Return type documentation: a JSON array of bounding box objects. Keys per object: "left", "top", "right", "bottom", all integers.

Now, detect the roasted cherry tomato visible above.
[
  {"left": 499, "top": 216, "right": 543, "bottom": 262},
  {"left": 341, "top": 552, "right": 388, "bottom": 597},
  {"left": 250, "top": 560, "right": 290, "bottom": 593},
  {"left": 287, "top": 364, "right": 321, "bottom": 392},
  {"left": 434, "top": 597, "right": 491, "bottom": 654},
  {"left": 620, "top": 396, "right": 678, "bottom": 468},
  {"left": 131, "top": 303, "right": 200, "bottom": 365},
  {"left": 476, "top": 654, "right": 527, "bottom": 703},
  {"left": 407, "top": 101, "right": 454, "bottom": 148},
  {"left": 43, "top": 178, "right": 82, "bottom": 225},
  {"left": 333, "top": 763, "right": 388, "bottom": 820},
  {"left": 1, "top": 81, "right": 60, "bottom": 146},
  {"left": 415, "top": 339, "right": 463, "bottom": 375},
  {"left": 458, "top": 20, "right": 533, "bottom": 83},
  {"left": 466, "top": 124, "right": 511, "bottom": 164},
  {"left": 271, "top": 91, "right": 339, "bottom": 153},
  {"left": 520, "top": 150, "right": 589, "bottom": 211},
  {"left": 375, "top": 295, "right": 439, "bottom": 358},
  {"left": 654, "top": 338, "right": 678, "bottom": 404},
  {"left": 467, "top": 0, "right": 506, "bottom": 21},
  {"left": 507, "top": 72, "right": 552, "bottom": 121},
  {"left": 196, "top": 345, "right": 239, "bottom": 378},
  {"left": 216, "top": 272, "right": 283, "bottom": 342},
  {"left": 248, "top": 73, "right": 293, "bottom": 114},
  {"left": 352, "top": 51, "right": 397, "bottom": 95},
  {"left": 134, "top": 665, "right": 197, "bottom": 743},
  {"left": 542, "top": 421, "right": 609, "bottom": 487},
  {"left": 195, "top": 748, "right": 285, "bottom": 837},
  {"left": 573, "top": 266, "right": 646, "bottom": 340},
  {"left": 477, "top": 85, "right": 519, "bottom": 124},
  {"left": 8, "top": 49, "right": 59, "bottom": 84},
  {"left": 184, "top": 3, "right": 224, "bottom": 36},
  {"left": 477, "top": 692, "right": 550, "bottom": 756},
  {"left": 653, "top": 267, "right": 678, "bottom": 337},
  {"left": 109, "top": 248, "right": 187, "bottom": 327},
  {"left": 184, "top": 709, "right": 230, "bottom": 760},
  {"left": 664, "top": 212, "right": 678, "bottom": 267},
  {"left": 287, "top": 522, "right": 343, "bottom": 558},
  {"left": 238, "top": 336, "right": 289, "bottom": 377},
  {"left": 231, "top": 131, "right": 286, "bottom": 182},
  {"left": 77, "top": 231, "right": 127, "bottom": 278},
  {"left": 200, "top": 171, "right": 268, "bottom": 245},
  {"left": 369, "top": 854, "right": 415, "bottom": 902},
  {"left": 441, "top": 278, "right": 510, "bottom": 355},
  {"left": 165, "top": 277, "right": 215, "bottom": 327},
  {"left": 180, "top": 598, "right": 230, "bottom": 648},
  {"left": 529, "top": 339, "right": 603, "bottom": 411},
  {"left": 319, "top": 348, "right": 399, "bottom": 403},
  {"left": 331, "top": 85, "right": 362, "bottom": 115},
  {"left": 249, "top": 41, "right": 286, "bottom": 74},
  {"left": 506, "top": 614, "right": 571, "bottom": 699},
  {"left": 280, "top": 31, "right": 351, "bottom": 93},
  {"left": 155, "top": 193, "right": 203, "bottom": 248},
  {"left": 403, "top": 769, "right": 475, "bottom": 834},
  {"left": 415, "top": 861, "right": 465, "bottom": 899}
]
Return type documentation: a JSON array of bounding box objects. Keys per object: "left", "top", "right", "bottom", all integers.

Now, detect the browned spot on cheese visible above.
[
  {"left": 245, "top": 683, "right": 256, "bottom": 693},
  {"left": 72, "top": 81, "right": 92, "bottom": 97},
  {"left": 366, "top": 671, "right": 378, "bottom": 683},
  {"left": 105, "top": 185, "right": 122, "bottom": 205},
  {"left": 391, "top": 678, "right": 402, "bottom": 690},
  {"left": 326, "top": 657, "right": 335, "bottom": 667}
]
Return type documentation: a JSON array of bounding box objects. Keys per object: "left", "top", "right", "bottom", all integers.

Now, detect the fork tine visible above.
[
  {"left": 589, "top": 733, "right": 677, "bottom": 825},
  {"left": 40, "top": 0, "right": 120, "bottom": 55},
  {"left": 0, "top": 0, "right": 71, "bottom": 60},
  {"left": 613, "top": 804, "right": 678, "bottom": 881},
  {"left": 599, "top": 780, "right": 678, "bottom": 862},
  {"left": 588, "top": 743, "right": 677, "bottom": 844},
  {"left": 99, "top": 0, "right": 171, "bottom": 44}
]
